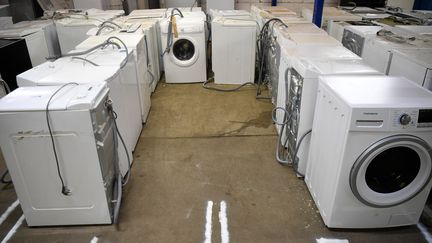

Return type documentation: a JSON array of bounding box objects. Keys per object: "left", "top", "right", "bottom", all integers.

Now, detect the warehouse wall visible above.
[{"left": 160, "top": 0, "right": 338, "bottom": 12}]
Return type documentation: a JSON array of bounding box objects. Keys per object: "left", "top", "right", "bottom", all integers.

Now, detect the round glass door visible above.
[{"left": 350, "top": 135, "right": 432, "bottom": 208}]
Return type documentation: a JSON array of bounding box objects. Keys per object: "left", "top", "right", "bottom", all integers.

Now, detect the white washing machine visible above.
[
  {"left": 75, "top": 34, "right": 153, "bottom": 120},
  {"left": 160, "top": 16, "right": 207, "bottom": 83},
  {"left": 0, "top": 82, "right": 120, "bottom": 226},
  {"left": 275, "top": 45, "right": 361, "bottom": 138},
  {"left": 284, "top": 58, "right": 379, "bottom": 175},
  {"left": 362, "top": 30, "right": 432, "bottom": 74},
  {"left": 306, "top": 75, "right": 432, "bottom": 228},
  {"left": 55, "top": 11, "right": 123, "bottom": 54},
  {"left": 212, "top": 16, "right": 256, "bottom": 85},
  {"left": 68, "top": 47, "right": 143, "bottom": 144},
  {"left": 16, "top": 59, "right": 133, "bottom": 177},
  {"left": 388, "top": 49, "right": 432, "bottom": 91},
  {"left": 342, "top": 25, "right": 383, "bottom": 57},
  {"left": 0, "top": 20, "right": 61, "bottom": 66}
]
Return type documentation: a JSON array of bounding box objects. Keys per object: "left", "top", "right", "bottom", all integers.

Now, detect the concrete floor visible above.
[{"left": 0, "top": 82, "right": 430, "bottom": 242}]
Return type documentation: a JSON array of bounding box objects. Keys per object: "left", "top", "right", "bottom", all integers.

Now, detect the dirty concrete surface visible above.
[{"left": 0, "top": 82, "right": 430, "bottom": 242}]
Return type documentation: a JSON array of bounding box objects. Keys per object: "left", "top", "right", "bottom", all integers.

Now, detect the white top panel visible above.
[
  {"left": 276, "top": 23, "right": 326, "bottom": 35},
  {"left": 345, "top": 25, "right": 383, "bottom": 36},
  {"left": 215, "top": 10, "right": 250, "bottom": 17},
  {"left": 392, "top": 49, "right": 432, "bottom": 69},
  {"left": 0, "top": 82, "right": 108, "bottom": 111},
  {"left": 213, "top": 17, "right": 256, "bottom": 27},
  {"left": 17, "top": 58, "right": 119, "bottom": 87},
  {"left": 287, "top": 34, "right": 341, "bottom": 46},
  {"left": 68, "top": 48, "right": 129, "bottom": 67},
  {"left": 321, "top": 75, "right": 432, "bottom": 108},
  {"left": 293, "top": 58, "right": 379, "bottom": 78},
  {"left": 281, "top": 45, "right": 360, "bottom": 61},
  {"left": 75, "top": 34, "right": 142, "bottom": 50}
]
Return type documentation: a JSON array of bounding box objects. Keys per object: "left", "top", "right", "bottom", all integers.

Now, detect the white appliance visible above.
[
  {"left": 0, "top": 20, "right": 61, "bottom": 66},
  {"left": 306, "top": 75, "right": 432, "bottom": 228},
  {"left": 388, "top": 49, "right": 432, "bottom": 91},
  {"left": 68, "top": 47, "right": 143, "bottom": 142},
  {"left": 75, "top": 34, "right": 153, "bottom": 120},
  {"left": 160, "top": 16, "right": 207, "bottom": 83},
  {"left": 205, "top": 0, "right": 234, "bottom": 12},
  {"left": 327, "top": 20, "right": 381, "bottom": 42},
  {"left": 55, "top": 11, "right": 123, "bottom": 54},
  {"left": 274, "top": 26, "right": 342, "bottom": 49},
  {"left": 302, "top": 7, "right": 362, "bottom": 28},
  {"left": 362, "top": 31, "right": 432, "bottom": 74},
  {"left": 211, "top": 16, "right": 256, "bottom": 85},
  {"left": 0, "top": 82, "right": 120, "bottom": 226},
  {"left": 209, "top": 10, "right": 250, "bottom": 20},
  {"left": 16, "top": 58, "right": 133, "bottom": 176},
  {"left": 87, "top": 18, "right": 162, "bottom": 92},
  {"left": 284, "top": 58, "right": 379, "bottom": 175},
  {"left": 342, "top": 25, "right": 383, "bottom": 57},
  {"left": 275, "top": 45, "right": 361, "bottom": 146}
]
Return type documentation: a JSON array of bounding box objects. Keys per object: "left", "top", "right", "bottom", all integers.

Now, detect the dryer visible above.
[
  {"left": 16, "top": 59, "right": 132, "bottom": 177},
  {"left": 212, "top": 15, "right": 256, "bottom": 85},
  {"left": 0, "top": 82, "right": 120, "bottom": 226},
  {"left": 388, "top": 49, "right": 432, "bottom": 91},
  {"left": 160, "top": 16, "right": 207, "bottom": 83},
  {"left": 306, "top": 75, "right": 432, "bottom": 228}
]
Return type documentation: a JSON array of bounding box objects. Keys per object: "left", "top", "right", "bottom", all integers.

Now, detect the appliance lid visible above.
[
  {"left": 281, "top": 45, "right": 361, "bottom": 60},
  {"left": 321, "top": 75, "right": 432, "bottom": 107},
  {"left": 0, "top": 82, "right": 108, "bottom": 111},
  {"left": 75, "top": 35, "right": 141, "bottom": 50},
  {"left": 310, "top": 59, "right": 379, "bottom": 75},
  {"left": 392, "top": 49, "right": 432, "bottom": 69},
  {"left": 68, "top": 48, "right": 130, "bottom": 67}
]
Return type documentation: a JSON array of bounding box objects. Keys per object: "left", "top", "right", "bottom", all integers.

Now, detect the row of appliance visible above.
[
  {"left": 0, "top": 7, "right": 183, "bottom": 227},
  {"left": 251, "top": 5, "right": 432, "bottom": 229}
]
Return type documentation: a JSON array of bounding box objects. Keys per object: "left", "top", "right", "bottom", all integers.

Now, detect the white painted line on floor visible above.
[
  {"left": 418, "top": 223, "right": 432, "bottom": 243},
  {"left": 204, "top": 201, "right": 213, "bottom": 243},
  {"left": 1, "top": 214, "right": 25, "bottom": 243},
  {"left": 316, "top": 238, "right": 349, "bottom": 243},
  {"left": 219, "top": 201, "right": 229, "bottom": 243},
  {"left": 0, "top": 200, "right": 19, "bottom": 226},
  {"left": 90, "top": 236, "right": 99, "bottom": 243}
]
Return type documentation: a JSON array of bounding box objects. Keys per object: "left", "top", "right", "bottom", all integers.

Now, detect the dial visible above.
[{"left": 399, "top": 114, "right": 412, "bottom": 126}]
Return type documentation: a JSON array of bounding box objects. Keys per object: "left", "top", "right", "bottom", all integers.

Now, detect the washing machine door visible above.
[
  {"left": 170, "top": 37, "right": 199, "bottom": 67},
  {"left": 350, "top": 135, "right": 432, "bottom": 208}
]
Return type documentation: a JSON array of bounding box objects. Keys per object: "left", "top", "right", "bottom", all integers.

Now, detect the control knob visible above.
[{"left": 399, "top": 114, "right": 411, "bottom": 126}]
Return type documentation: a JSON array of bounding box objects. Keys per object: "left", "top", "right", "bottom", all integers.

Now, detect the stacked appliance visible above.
[
  {"left": 211, "top": 12, "right": 256, "bottom": 85},
  {"left": 306, "top": 75, "right": 432, "bottom": 228},
  {"left": 0, "top": 82, "right": 121, "bottom": 226},
  {"left": 327, "top": 20, "right": 380, "bottom": 42},
  {"left": 0, "top": 20, "right": 61, "bottom": 66},
  {"left": 388, "top": 49, "right": 432, "bottom": 91},
  {"left": 341, "top": 25, "right": 383, "bottom": 57},
  {"left": 16, "top": 56, "right": 135, "bottom": 177},
  {"left": 160, "top": 13, "right": 207, "bottom": 83}
]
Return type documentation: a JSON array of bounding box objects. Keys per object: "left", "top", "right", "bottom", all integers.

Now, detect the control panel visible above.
[{"left": 391, "top": 110, "right": 418, "bottom": 129}]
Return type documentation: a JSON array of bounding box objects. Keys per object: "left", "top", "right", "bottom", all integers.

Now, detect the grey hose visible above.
[
  {"left": 0, "top": 78, "right": 11, "bottom": 93},
  {"left": 113, "top": 173, "right": 122, "bottom": 224},
  {"left": 47, "top": 41, "right": 120, "bottom": 60},
  {"left": 105, "top": 37, "right": 129, "bottom": 69},
  {"left": 291, "top": 130, "right": 312, "bottom": 178},
  {"left": 202, "top": 77, "right": 256, "bottom": 92},
  {"left": 71, "top": 57, "right": 100, "bottom": 66}
]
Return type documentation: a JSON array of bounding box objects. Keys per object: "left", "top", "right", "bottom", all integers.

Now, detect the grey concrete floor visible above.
[{"left": 0, "top": 82, "right": 430, "bottom": 242}]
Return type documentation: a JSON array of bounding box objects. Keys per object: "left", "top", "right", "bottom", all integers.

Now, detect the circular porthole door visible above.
[
  {"left": 350, "top": 135, "right": 432, "bottom": 208},
  {"left": 170, "top": 37, "right": 199, "bottom": 67}
]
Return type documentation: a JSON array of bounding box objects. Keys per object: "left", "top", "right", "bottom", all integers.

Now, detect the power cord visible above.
[{"left": 46, "top": 82, "right": 79, "bottom": 196}]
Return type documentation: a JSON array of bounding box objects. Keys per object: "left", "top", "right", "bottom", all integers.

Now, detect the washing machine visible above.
[
  {"left": 306, "top": 75, "right": 432, "bottom": 228},
  {"left": 275, "top": 45, "right": 361, "bottom": 139},
  {"left": 211, "top": 15, "right": 256, "bottom": 85},
  {"left": 341, "top": 25, "right": 383, "bottom": 57},
  {"left": 0, "top": 20, "right": 61, "bottom": 66},
  {"left": 388, "top": 49, "right": 432, "bottom": 91},
  {"left": 75, "top": 34, "right": 153, "bottom": 120},
  {"left": 284, "top": 58, "right": 379, "bottom": 175},
  {"left": 16, "top": 58, "right": 133, "bottom": 177},
  {"left": 362, "top": 29, "right": 432, "bottom": 74},
  {"left": 160, "top": 16, "right": 207, "bottom": 83},
  {"left": 327, "top": 20, "right": 380, "bottom": 42},
  {"left": 0, "top": 82, "right": 120, "bottom": 226},
  {"left": 55, "top": 11, "right": 123, "bottom": 54}
]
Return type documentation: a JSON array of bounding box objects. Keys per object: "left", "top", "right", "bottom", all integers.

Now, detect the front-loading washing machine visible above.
[
  {"left": 160, "top": 16, "right": 207, "bottom": 83},
  {"left": 16, "top": 58, "right": 133, "bottom": 177},
  {"left": 306, "top": 75, "right": 432, "bottom": 228}
]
